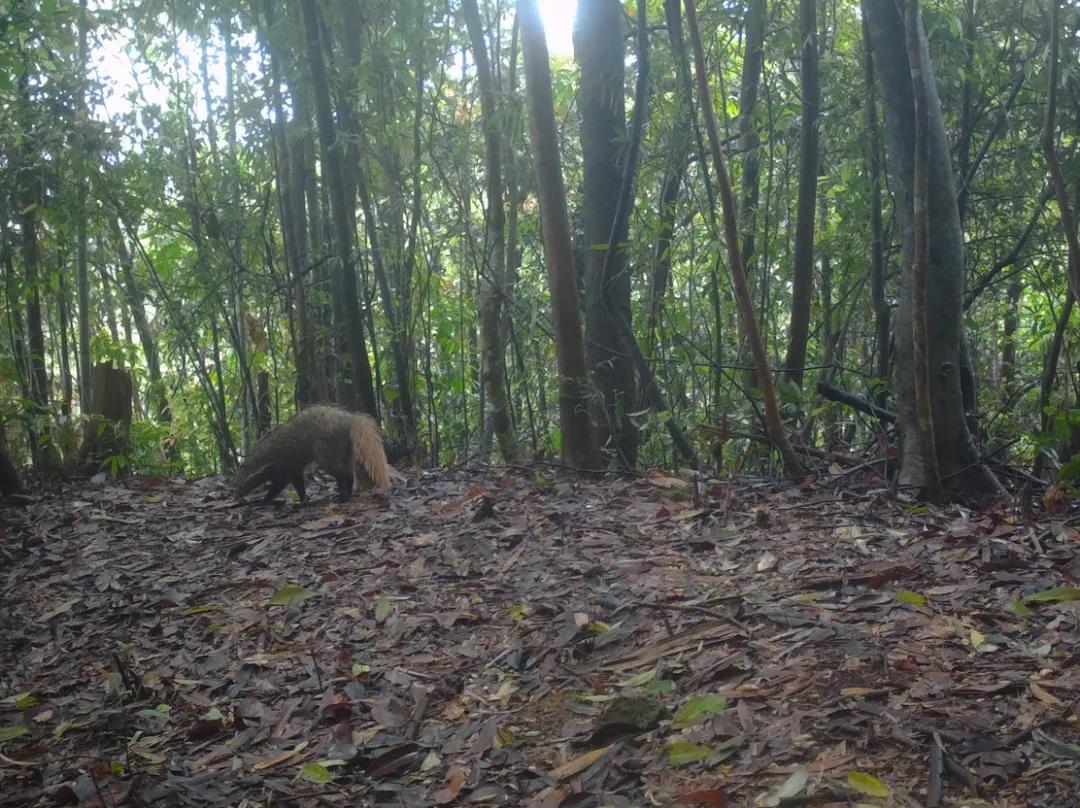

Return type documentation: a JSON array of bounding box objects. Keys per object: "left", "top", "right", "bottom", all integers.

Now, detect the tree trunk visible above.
[
  {"left": 57, "top": 267, "right": 73, "bottom": 417},
  {"left": 519, "top": 0, "right": 599, "bottom": 471},
  {"left": 79, "top": 362, "right": 133, "bottom": 473},
  {"left": 258, "top": 0, "right": 316, "bottom": 407},
  {"left": 905, "top": 0, "right": 943, "bottom": 502},
  {"left": 76, "top": 0, "right": 92, "bottom": 415},
  {"left": 110, "top": 217, "right": 170, "bottom": 423},
  {"left": 1001, "top": 277, "right": 1021, "bottom": 403},
  {"left": 783, "top": 0, "right": 819, "bottom": 387},
  {"left": 299, "top": 0, "right": 377, "bottom": 415},
  {"left": 575, "top": 0, "right": 638, "bottom": 467},
  {"left": 1041, "top": 0, "right": 1080, "bottom": 305},
  {"left": 860, "top": 5, "right": 891, "bottom": 411},
  {"left": 463, "top": 0, "right": 517, "bottom": 463},
  {"left": 684, "top": 0, "right": 805, "bottom": 476},
  {"left": 18, "top": 165, "right": 57, "bottom": 474},
  {"left": 645, "top": 0, "right": 693, "bottom": 355},
  {"left": 337, "top": 0, "right": 419, "bottom": 445},
  {"left": 863, "top": 0, "right": 1000, "bottom": 498}
]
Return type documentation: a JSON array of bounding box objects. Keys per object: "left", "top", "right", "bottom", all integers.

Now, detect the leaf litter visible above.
[{"left": 0, "top": 471, "right": 1078, "bottom": 806}]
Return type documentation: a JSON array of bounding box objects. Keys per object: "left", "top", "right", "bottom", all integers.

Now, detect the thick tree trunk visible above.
[
  {"left": 79, "top": 362, "right": 133, "bottom": 473},
  {"left": 783, "top": 0, "right": 819, "bottom": 387},
  {"left": 863, "top": 0, "right": 1000, "bottom": 498},
  {"left": 519, "top": 0, "right": 599, "bottom": 471},
  {"left": 463, "top": 0, "right": 517, "bottom": 463},
  {"left": 905, "top": 0, "right": 943, "bottom": 502},
  {"left": 299, "top": 0, "right": 377, "bottom": 415},
  {"left": 575, "top": 0, "right": 639, "bottom": 467}
]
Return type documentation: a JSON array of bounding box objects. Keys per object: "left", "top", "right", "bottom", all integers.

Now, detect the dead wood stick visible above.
[{"left": 816, "top": 380, "right": 897, "bottom": 423}]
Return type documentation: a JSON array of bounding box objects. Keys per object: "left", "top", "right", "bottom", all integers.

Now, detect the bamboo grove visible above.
[{"left": 1, "top": 0, "right": 1078, "bottom": 500}]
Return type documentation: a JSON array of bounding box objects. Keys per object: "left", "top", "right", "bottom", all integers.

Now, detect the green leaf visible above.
[
  {"left": 0, "top": 725, "right": 29, "bottom": 743},
  {"left": 10, "top": 693, "right": 37, "bottom": 709},
  {"left": 299, "top": 762, "right": 335, "bottom": 783},
  {"left": 1007, "top": 599, "right": 1032, "bottom": 618},
  {"left": 644, "top": 678, "right": 674, "bottom": 695},
  {"left": 774, "top": 766, "right": 809, "bottom": 802},
  {"left": 847, "top": 771, "right": 890, "bottom": 797},
  {"left": 269, "top": 585, "right": 316, "bottom": 608},
  {"left": 374, "top": 593, "right": 392, "bottom": 624},
  {"left": 1025, "top": 586, "right": 1080, "bottom": 605},
  {"left": 666, "top": 740, "right": 714, "bottom": 766},
  {"left": 621, "top": 668, "right": 656, "bottom": 688},
  {"left": 672, "top": 695, "right": 727, "bottom": 728},
  {"left": 895, "top": 590, "right": 926, "bottom": 607}
]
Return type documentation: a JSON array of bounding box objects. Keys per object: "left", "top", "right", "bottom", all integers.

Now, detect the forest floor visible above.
[{"left": 1, "top": 469, "right": 1079, "bottom": 808}]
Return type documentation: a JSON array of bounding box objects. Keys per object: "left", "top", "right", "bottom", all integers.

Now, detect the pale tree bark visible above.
[
  {"left": 463, "top": 0, "right": 517, "bottom": 463},
  {"left": 863, "top": 0, "right": 1001, "bottom": 498},
  {"left": 783, "top": 0, "right": 819, "bottom": 387},
  {"left": 684, "top": 0, "right": 806, "bottom": 476},
  {"left": 518, "top": 0, "right": 599, "bottom": 470}
]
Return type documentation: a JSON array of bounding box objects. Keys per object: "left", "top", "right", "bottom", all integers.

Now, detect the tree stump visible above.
[{"left": 80, "top": 363, "right": 133, "bottom": 474}]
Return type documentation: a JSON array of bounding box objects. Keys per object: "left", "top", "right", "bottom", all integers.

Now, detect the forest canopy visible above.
[{"left": 2, "top": 0, "right": 1079, "bottom": 501}]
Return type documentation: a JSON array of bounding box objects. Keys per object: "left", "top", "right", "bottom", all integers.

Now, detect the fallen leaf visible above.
[
  {"left": 432, "top": 767, "right": 467, "bottom": 803},
  {"left": 846, "top": 771, "right": 890, "bottom": 798},
  {"left": 550, "top": 745, "right": 610, "bottom": 780}
]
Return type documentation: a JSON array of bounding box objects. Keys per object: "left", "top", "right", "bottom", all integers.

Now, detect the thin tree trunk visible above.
[
  {"left": 1041, "top": 0, "right": 1080, "bottom": 304},
  {"left": 905, "top": 0, "right": 942, "bottom": 502},
  {"left": 463, "top": 0, "right": 517, "bottom": 463},
  {"left": 1001, "top": 277, "right": 1020, "bottom": 403},
  {"left": 55, "top": 264, "right": 72, "bottom": 417},
  {"left": 645, "top": 0, "right": 694, "bottom": 355},
  {"left": 684, "top": 0, "right": 805, "bottom": 476},
  {"left": 335, "top": 0, "right": 417, "bottom": 440},
  {"left": 299, "top": 0, "right": 376, "bottom": 415},
  {"left": 110, "top": 216, "right": 170, "bottom": 423},
  {"left": 860, "top": 6, "right": 891, "bottom": 411},
  {"left": 783, "top": 0, "right": 819, "bottom": 386},
  {"left": 258, "top": 0, "right": 316, "bottom": 407},
  {"left": 519, "top": 0, "right": 598, "bottom": 471},
  {"left": 76, "top": 0, "right": 92, "bottom": 415},
  {"left": 738, "top": 0, "right": 766, "bottom": 274},
  {"left": 1034, "top": 295, "right": 1074, "bottom": 477}
]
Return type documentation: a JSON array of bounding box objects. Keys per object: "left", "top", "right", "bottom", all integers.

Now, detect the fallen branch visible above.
[{"left": 816, "top": 380, "right": 897, "bottom": 424}]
